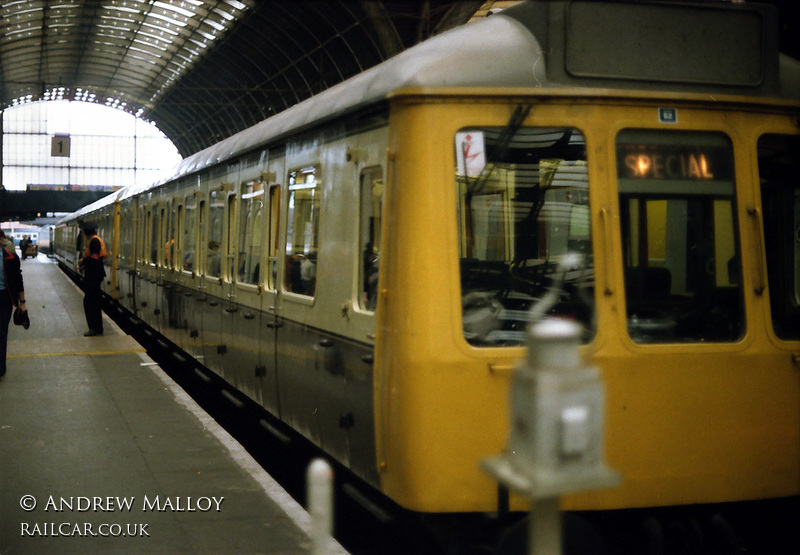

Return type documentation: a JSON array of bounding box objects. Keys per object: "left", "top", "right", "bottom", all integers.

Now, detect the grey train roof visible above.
[{"left": 66, "top": 0, "right": 800, "bottom": 223}]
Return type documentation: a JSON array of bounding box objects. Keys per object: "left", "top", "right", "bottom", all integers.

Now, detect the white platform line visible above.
[{"left": 140, "top": 352, "right": 348, "bottom": 554}]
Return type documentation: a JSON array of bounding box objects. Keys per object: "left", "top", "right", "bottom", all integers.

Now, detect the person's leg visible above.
[{"left": 0, "top": 294, "right": 13, "bottom": 376}]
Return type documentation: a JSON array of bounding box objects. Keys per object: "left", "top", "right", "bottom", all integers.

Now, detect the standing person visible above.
[
  {"left": 78, "top": 222, "right": 107, "bottom": 336},
  {"left": 1, "top": 230, "right": 26, "bottom": 378}
]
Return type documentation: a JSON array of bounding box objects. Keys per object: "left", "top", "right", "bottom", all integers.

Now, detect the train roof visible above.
[{"left": 62, "top": 0, "right": 799, "bottom": 222}]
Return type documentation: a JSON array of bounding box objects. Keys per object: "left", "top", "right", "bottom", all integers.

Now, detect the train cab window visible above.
[
  {"left": 616, "top": 129, "right": 743, "bottom": 343},
  {"left": 358, "top": 167, "right": 383, "bottom": 311},
  {"left": 184, "top": 197, "right": 197, "bottom": 272},
  {"left": 238, "top": 179, "right": 265, "bottom": 285},
  {"left": 455, "top": 127, "right": 593, "bottom": 346},
  {"left": 207, "top": 191, "right": 224, "bottom": 278},
  {"left": 757, "top": 134, "right": 800, "bottom": 340},
  {"left": 285, "top": 167, "right": 320, "bottom": 296}
]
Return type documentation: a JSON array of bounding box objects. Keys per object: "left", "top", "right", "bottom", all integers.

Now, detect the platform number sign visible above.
[{"left": 51, "top": 134, "right": 71, "bottom": 157}]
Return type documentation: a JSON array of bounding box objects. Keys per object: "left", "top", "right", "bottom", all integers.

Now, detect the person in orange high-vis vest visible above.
[{"left": 78, "top": 221, "right": 107, "bottom": 336}]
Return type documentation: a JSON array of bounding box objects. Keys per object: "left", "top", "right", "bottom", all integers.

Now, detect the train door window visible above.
[
  {"left": 150, "top": 206, "right": 161, "bottom": 265},
  {"left": 358, "top": 166, "right": 383, "bottom": 311},
  {"left": 284, "top": 167, "right": 320, "bottom": 296},
  {"left": 616, "top": 129, "right": 743, "bottom": 343},
  {"left": 757, "top": 134, "right": 800, "bottom": 340},
  {"left": 238, "top": 179, "right": 265, "bottom": 285},
  {"left": 166, "top": 203, "right": 177, "bottom": 270},
  {"left": 199, "top": 199, "right": 208, "bottom": 274},
  {"left": 456, "top": 127, "right": 592, "bottom": 346},
  {"left": 226, "top": 193, "right": 236, "bottom": 280},
  {"left": 120, "top": 209, "right": 131, "bottom": 263},
  {"left": 183, "top": 197, "right": 197, "bottom": 272},
  {"left": 207, "top": 192, "right": 224, "bottom": 278},
  {"left": 142, "top": 209, "right": 152, "bottom": 264},
  {"left": 267, "top": 184, "right": 282, "bottom": 290}
]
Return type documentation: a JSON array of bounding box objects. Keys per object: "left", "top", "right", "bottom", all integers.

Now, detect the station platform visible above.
[{"left": 0, "top": 255, "right": 347, "bottom": 554}]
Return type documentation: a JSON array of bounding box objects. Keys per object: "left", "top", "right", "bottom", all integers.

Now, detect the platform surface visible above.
[{"left": 0, "top": 255, "right": 344, "bottom": 554}]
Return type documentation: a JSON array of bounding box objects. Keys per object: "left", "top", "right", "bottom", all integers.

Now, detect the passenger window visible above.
[
  {"left": 757, "top": 134, "right": 800, "bottom": 340},
  {"left": 183, "top": 197, "right": 197, "bottom": 272},
  {"left": 207, "top": 191, "right": 224, "bottom": 278},
  {"left": 358, "top": 166, "right": 383, "bottom": 311},
  {"left": 456, "top": 127, "right": 593, "bottom": 346},
  {"left": 238, "top": 179, "right": 265, "bottom": 285},
  {"left": 284, "top": 167, "right": 320, "bottom": 296},
  {"left": 616, "top": 129, "right": 743, "bottom": 343}
]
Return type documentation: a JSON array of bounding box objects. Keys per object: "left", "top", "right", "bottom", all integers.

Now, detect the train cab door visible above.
[{"left": 756, "top": 133, "right": 800, "bottom": 482}]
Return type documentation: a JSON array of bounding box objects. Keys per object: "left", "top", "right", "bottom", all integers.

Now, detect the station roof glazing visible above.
[
  {"left": 0, "top": 1, "right": 796, "bottom": 158},
  {"left": 0, "top": 0, "right": 493, "bottom": 156}
]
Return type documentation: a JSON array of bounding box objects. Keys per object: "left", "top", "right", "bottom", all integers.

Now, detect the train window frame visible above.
[
  {"left": 237, "top": 178, "right": 266, "bottom": 287},
  {"left": 182, "top": 195, "right": 199, "bottom": 275},
  {"left": 266, "top": 184, "right": 282, "bottom": 292},
  {"left": 165, "top": 200, "right": 177, "bottom": 271},
  {"left": 120, "top": 206, "right": 133, "bottom": 266},
  {"left": 455, "top": 125, "right": 594, "bottom": 347},
  {"left": 205, "top": 189, "right": 226, "bottom": 279},
  {"left": 615, "top": 128, "right": 745, "bottom": 344},
  {"left": 198, "top": 198, "right": 208, "bottom": 276},
  {"left": 225, "top": 191, "right": 236, "bottom": 282},
  {"left": 283, "top": 165, "right": 321, "bottom": 298},
  {"left": 141, "top": 207, "right": 152, "bottom": 265},
  {"left": 149, "top": 204, "right": 161, "bottom": 267},
  {"left": 356, "top": 166, "right": 384, "bottom": 313},
  {"left": 757, "top": 133, "right": 800, "bottom": 341}
]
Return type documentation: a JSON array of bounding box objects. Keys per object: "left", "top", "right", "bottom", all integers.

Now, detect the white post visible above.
[{"left": 307, "top": 458, "right": 334, "bottom": 555}]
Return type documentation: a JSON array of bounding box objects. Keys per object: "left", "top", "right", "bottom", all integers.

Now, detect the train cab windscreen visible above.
[
  {"left": 455, "top": 126, "right": 593, "bottom": 347},
  {"left": 616, "top": 129, "right": 743, "bottom": 343}
]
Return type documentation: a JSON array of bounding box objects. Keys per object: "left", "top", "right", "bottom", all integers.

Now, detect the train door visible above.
[
  {"left": 345, "top": 164, "right": 384, "bottom": 480},
  {"left": 756, "top": 133, "right": 800, "bottom": 477},
  {"left": 260, "top": 180, "right": 284, "bottom": 417},
  {"left": 181, "top": 194, "right": 203, "bottom": 360},
  {"left": 219, "top": 188, "right": 239, "bottom": 386},
  {"left": 608, "top": 125, "right": 798, "bottom": 503},
  {"left": 161, "top": 200, "right": 183, "bottom": 346},
  {"left": 230, "top": 166, "right": 268, "bottom": 405},
  {"left": 154, "top": 202, "right": 170, "bottom": 334},
  {"left": 276, "top": 164, "right": 322, "bottom": 440},
  {"left": 201, "top": 188, "right": 227, "bottom": 375},
  {"left": 137, "top": 204, "right": 155, "bottom": 322}
]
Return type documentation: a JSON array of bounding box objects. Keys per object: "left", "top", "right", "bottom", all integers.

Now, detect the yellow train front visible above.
[{"left": 54, "top": 0, "right": 800, "bottom": 543}]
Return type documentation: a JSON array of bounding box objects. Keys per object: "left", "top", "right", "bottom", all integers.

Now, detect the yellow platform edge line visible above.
[{"left": 8, "top": 348, "right": 147, "bottom": 359}]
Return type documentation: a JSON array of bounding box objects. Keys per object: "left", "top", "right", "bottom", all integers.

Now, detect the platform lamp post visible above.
[{"left": 482, "top": 256, "right": 620, "bottom": 555}]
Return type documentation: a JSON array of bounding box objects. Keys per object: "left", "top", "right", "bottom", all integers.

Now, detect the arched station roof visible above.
[
  {"left": 0, "top": 0, "right": 491, "bottom": 157},
  {"left": 0, "top": 1, "right": 797, "bottom": 158}
]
